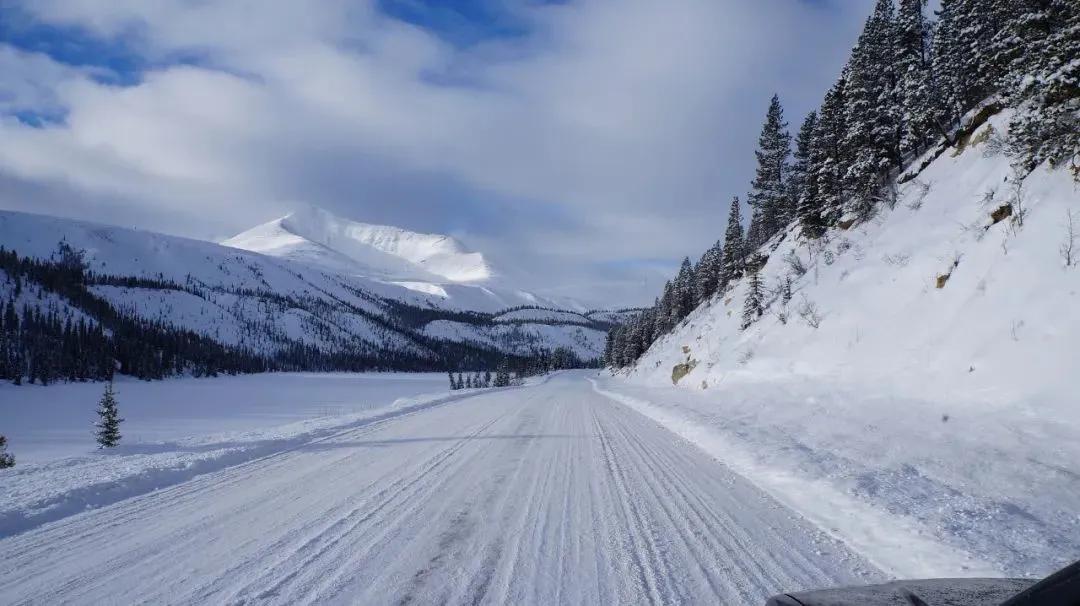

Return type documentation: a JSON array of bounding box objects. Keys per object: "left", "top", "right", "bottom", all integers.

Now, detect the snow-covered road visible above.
[{"left": 0, "top": 372, "right": 882, "bottom": 604}]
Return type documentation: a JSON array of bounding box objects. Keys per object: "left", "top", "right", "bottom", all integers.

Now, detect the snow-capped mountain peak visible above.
[{"left": 223, "top": 206, "right": 494, "bottom": 283}]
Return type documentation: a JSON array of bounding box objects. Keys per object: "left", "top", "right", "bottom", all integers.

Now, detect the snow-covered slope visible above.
[
  {"left": 615, "top": 111, "right": 1079, "bottom": 576},
  {"left": 223, "top": 206, "right": 493, "bottom": 283},
  {"left": 221, "top": 206, "right": 578, "bottom": 312}
]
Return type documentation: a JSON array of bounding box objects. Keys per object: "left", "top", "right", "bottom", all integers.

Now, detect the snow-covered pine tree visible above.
[
  {"left": 843, "top": 0, "right": 901, "bottom": 217},
  {"left": 494, "top": 364, "right": 510, "bottom": 387},
  {"left": 693, "top": 240, "right": 724, "bottom": 305},
  {"left": 653, "top": 280, "right": 674, "bottom": 336},
  {"left": 448, "top": 371, "right": 457, "bottom": 390},
  {"left": 95, "top": 381, "right": 123, "bottom": 449},
  {"left": 1005, "top": 0, "right": 1079, "bottom": 171},
  {"left": 931, "top": 0, "right": 968, "bottom": 127},
  {"left": 483, "top": 370, "right": 492, "bottom": 387},
  {"left": 0, "top": 434, "right": 14, "bottom": 468},
  {"left": 741, "top": 269, "right": 765, "bottom": 330},
  {"left": 748, "top": 95, "right": 793, "bottom": 242},
  {"left": 813, "top": 76, "right": 850, "bottom": 227},
  {"left": 672, "top": 257, "right": 695, "bottom": 321},
  {"left": 720, "top": 197, "right": 746, "bottom": 287},
  {"left": 456, "top": 373, "right": 464, "bottom": 390},
  {"left": 896, "top": 0, "right": 938, "bottom": 155},
  {"left": 791, "top": 111, "right": 827, "bottom": 239}
]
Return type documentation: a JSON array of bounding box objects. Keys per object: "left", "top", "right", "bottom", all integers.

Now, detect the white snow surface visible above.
[
  {"left": 618, "top": 112, "right": 1080, "bottom": 578},
  {"left": 0, "top": 372, "right": 885, "bottom": 604},
  {"left": 223, "top": 206, "right": 494, "bottom": 283},
  {"left": 424, "top": 319, "right": 606, "bottom": 359},
  {"left": 493, "top": 308, "right": 592, "bottom": 325}
]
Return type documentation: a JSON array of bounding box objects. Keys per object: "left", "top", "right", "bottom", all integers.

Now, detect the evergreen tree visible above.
[
  {"left": 1005, "top": 0, "right": 1079, "bottom": 171},
  {"left": 720, "top": 197, "right": 747, "bottom": 286},
  {"left": 813, "top": 76, "right": 851, "bottom": 227},
  {"left": 672, "top": 257, "right": 696, "bottom": 321},
  {"left": 483, "top": 370, "right": 492, "bottom": 387},
  {"left": 95, "top": 381, "right": 123, "bottom": 449},
  {"left": 748, "top": 95, "right": 794, "bottom": 241},
  {"left": 0, "top": 434, "right": 14, "bottom": 469},
  {"left": 456, "top": 372, "right": 464, "bottom": 390},
  {"left": 741, "top": 269, "right": 765, "bottom": 330},
  {"left": 931, "top": 0, "right": 968, "bottom": 126},
  {"left": 448, "top": 371, "right": 457, "bottom": 390},
  {"left": 843, "top": 0, "right": 901, "bottom": 217},
  {"left": 493, "top": 363, "right": 511, "bottom": 387},
  {"left": 792, "top": 111, "right": 827, "bottom": 239},
  {"left": 896, "top": 0, "right": 939, "bottom": 155},
  {"left": 693, "top": 241, "right": 724, "bottom": 305}
]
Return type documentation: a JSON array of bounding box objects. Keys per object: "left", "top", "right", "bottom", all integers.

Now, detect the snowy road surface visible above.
[{"left": 0, "top": 372, "right": 882, "bottom": 604}]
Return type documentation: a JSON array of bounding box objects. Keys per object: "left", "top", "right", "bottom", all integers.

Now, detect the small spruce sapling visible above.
[
  {"left": 0, "top": 435, "right": 14, "bottom": 468},
  {"left": 95, "top": 381, "right": 124, "bottom": 449},
  {"left": 1061, "top": 210, "right": 1076, "bottom": 268}
]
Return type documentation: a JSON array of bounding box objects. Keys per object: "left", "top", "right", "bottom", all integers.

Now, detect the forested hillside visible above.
[{"left": 606, "top": 0, "right": 1077, "bottom": 368}]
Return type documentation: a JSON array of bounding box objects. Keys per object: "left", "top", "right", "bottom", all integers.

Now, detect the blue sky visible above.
[{"left": 0, "top": 0, "right": 876, "bottom": 306}]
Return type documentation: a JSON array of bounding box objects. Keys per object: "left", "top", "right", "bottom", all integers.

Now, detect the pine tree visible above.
[
  {"left": 741, "top": 269, "right": 765, "bottom": 330},
  {"left": 813, "top": 76, "right": 850, "bottom": 227},
  {"left": 931, "top": 0, "right": 968, "bottom": 126},
  {"left": 672, "top": 257, "right": 695, "bottom": 321},
  {"left": 0, "top": 434, "right": 14, "bottom": 469},
  {"left": 843, "top": 0, "right": 901, "bottom": 217},
  {"left": 693, "top": 240, "right": 724, "bottom": 305},
  {"left": 792, "top": 111, "right": 827, "bottom": 239},
  {"left": 448, "top": 371, "right": 457, "bottom": 390},
  {"left": 95, "top": 381, "right": 123, "bottom": 449},
  {"left": 494, "top": 363, "right": 511, "bottom": 387},
  {"left": 1005, "top": 0, "right": 1079, "bottom": 171},
  {"left": 896, "top": 0, "right": 938, "bottom": 155},
  {"left": 748, "top": 94, "right": 794, "bottom": 241},
  {"left": 720, "top": 197, "right": 746, "bottom": 286}
]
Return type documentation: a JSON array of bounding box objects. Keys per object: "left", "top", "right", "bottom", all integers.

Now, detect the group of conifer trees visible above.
[{"left": 607, "top": 0, "right": 1077, "bottom": 369}]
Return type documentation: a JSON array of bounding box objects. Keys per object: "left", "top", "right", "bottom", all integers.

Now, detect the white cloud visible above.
[{"left": 0, "top": 0, "right": 873, "bottom": 305}]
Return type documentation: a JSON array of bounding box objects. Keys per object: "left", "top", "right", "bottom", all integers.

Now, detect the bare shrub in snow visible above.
[
  {"left": 823, "top": 249, "right": 836, "bottom": 266},
  {"left": 1061, "top": 210, "right": 1076, "bottom": 268},
  {"left": 882, "top": 253, "right": 911, "bottom": 267},
  {"left": 983, "top": 129, "right": 1006, "bottom": 158},
  {"left": 737, "top": 347, "right": 755, "bottom": 365},
  {"left": 1011, "top": 319, "right": 1024, "bottom": 342},
  {"left": 784, "top": 251, "right": 807, "bottom": 277},
  {"left": 980, "top": 186, "right": 998, "bottom": 208},
  {"left": 797, "top": 295, "right": 822, "bottom": 329},
  {"left": 906, "top": 179, "right": 932, "bottom": 211},
  {"left": 837, "top": 239, "right": 853, "bottom": 254},
  {"left": 1009, "top": 170, "right": 1027, "bottom": 228}
]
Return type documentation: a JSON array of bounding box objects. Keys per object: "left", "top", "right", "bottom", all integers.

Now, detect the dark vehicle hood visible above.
[{"left": 766, "top": 577, "right": 1036, "bottom": 606}]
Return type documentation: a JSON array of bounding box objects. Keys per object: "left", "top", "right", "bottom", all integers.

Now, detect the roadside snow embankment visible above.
[{"left": 614, "top": 113, "right": 1079, "bottom": 579}]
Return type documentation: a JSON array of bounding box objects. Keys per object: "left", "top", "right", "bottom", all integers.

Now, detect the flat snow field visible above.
[
  {"left": 0, "top": 371, "right": 883, "bottom": 605},
  {"left": 1, "top": 372, "right": 450, "bottom": 464}
]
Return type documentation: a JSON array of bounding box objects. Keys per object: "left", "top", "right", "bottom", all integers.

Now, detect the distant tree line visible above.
[{"left": 607, "top": 0, "right": 1078, "bottom": 369}]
